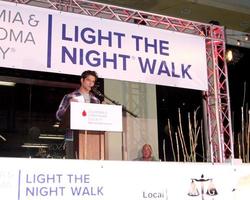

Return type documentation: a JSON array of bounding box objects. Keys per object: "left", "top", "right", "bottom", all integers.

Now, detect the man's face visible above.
[{"left": 81, "top": 75, "right": 96, "bottom": 92}]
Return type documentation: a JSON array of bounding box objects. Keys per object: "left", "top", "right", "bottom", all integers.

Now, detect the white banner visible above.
[
  {"left": 0, "top": 1, "right": 207, "bottom": 90},
  {"left": 70, "top": 102, "right": 122, "bottom": 132},
  {"left": 0, "top": 158, "right": 250, "bottom": 200}
]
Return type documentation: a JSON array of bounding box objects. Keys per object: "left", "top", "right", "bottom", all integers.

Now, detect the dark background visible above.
[{"left": 156, "top": 44, "right": 250, "bottom": 161}]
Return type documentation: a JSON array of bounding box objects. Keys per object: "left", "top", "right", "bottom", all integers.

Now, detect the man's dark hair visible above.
[{"left": 81, "top": 70, "right": 98, "bottom": 81}]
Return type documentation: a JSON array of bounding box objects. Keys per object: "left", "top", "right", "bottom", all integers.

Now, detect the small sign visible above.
[{"left": 70, "top": 102, "right": 122, "bottom": 132}]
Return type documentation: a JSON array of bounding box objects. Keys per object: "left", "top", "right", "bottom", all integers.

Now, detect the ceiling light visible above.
[
  {"left": 52, "top": 122, "right": 60, "bottom": 128},
  {"left": 0, "top": 81, "right": 16, "bottom": 86},
  {"left": 226, "top": 50, "right": 233, "bottom": 62},
  {"left": 0, "top": 134, "right": 6, "bottom": 141},
  {"left": 244, "top": 34, "right": 249, "bottom": 41},
  {"left": 21, "top": 143, "right": 49, "bottom": 148},
  {"left": 39, "top": 134, "right": 64, "bottom": 140},
  {"left": 236, "top": 40, "right": 241, "bottom": 46}
]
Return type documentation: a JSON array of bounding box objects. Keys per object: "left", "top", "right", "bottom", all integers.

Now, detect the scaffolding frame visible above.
[{"left": 8, "top": 0, "right": 234, "bottom": 162}]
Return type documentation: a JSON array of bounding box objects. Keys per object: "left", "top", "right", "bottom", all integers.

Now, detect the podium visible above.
[
  {"left": 67, "top": 102, "right": 122, "bottom": 160},
  {"left": 75, "top": 130, "right": 105, "bottom": 160}
]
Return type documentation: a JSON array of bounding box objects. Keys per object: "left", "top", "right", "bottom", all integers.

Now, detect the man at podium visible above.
[{"left": 56, "top": 70, "right": 100, "bottom": 159}]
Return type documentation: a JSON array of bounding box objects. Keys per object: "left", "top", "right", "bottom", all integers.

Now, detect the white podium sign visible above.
[{"left": 70, "top": 102, "right": 122, "bottom": 132}]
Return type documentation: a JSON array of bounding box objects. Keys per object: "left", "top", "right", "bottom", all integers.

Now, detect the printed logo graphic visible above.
[
  {"left": 142, "top": 189, "right": 168, "bottom": 199},
  {"left": 187, "top": 174, "right": 218, "bottom": 199},
  {"left": 82, "top": 110, "right": 87, "bottom": 117}
]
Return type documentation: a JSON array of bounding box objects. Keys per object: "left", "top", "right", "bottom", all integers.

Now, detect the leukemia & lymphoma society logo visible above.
[
  {"left": 82, "top": 110, "right": 87, "bottom": 117},
  {"left": 0, "top": 8, "right": 40, "bottom": 60}
]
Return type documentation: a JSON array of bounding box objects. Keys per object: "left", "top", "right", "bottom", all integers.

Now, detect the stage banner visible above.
[
  {"left": 70, "top": 102, "right": 122, "bottom": 132},
  {"left": 0, "top": 1, "right": 207, "bottom": 90},
  {"left": 0, "top": 158, "right": 250, "bottom": 200}
]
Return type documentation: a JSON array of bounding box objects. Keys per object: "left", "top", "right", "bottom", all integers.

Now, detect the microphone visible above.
[{"left": 91, "top": 87, "right": 104, "bottom": 97}]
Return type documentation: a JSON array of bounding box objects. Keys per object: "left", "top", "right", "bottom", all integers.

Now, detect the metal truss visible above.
[
  {"left": 205, "top": 27, "right": 234, "bottom": 162},
  {"left": 7, "top": 0, "right": 234, "bottom": 162}
]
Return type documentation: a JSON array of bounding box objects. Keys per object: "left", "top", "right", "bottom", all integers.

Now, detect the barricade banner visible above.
[{"left": 0, "top": 158, "right": 249, "bottom": 200}]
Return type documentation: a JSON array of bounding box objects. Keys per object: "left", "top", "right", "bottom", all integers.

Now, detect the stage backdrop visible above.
[
  {"left": 0, "top": 158, "right": 249, "bottom": 200},
  {"left": 0, "top": 1, "right": 207, "bottom": 91}
]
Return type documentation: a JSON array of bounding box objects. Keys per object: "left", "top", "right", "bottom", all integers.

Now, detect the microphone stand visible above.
[
  {"left": 92, "top": 88, "right": 138, "bottom": 118},
  {"left": 92, "top": 88, "right": 137, "bottom": 160}
]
